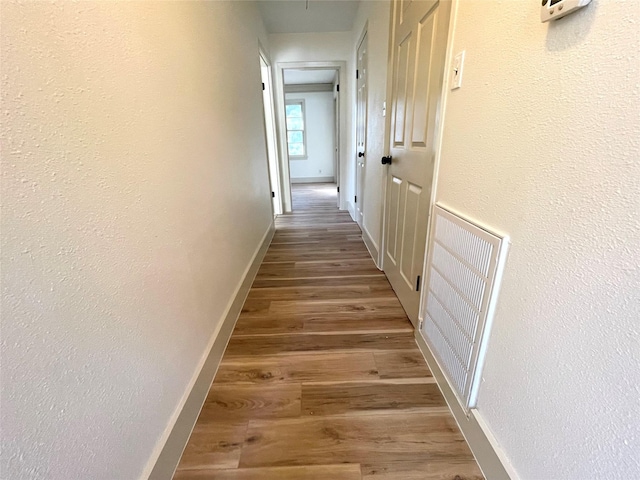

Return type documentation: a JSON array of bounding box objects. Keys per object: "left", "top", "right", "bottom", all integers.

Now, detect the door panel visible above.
[
  {"left": 399, "top": 182, "right": 422, "bottom": 286},
  {"left": 387, "top": 176, "right": 403, "bottom": 263},
  {"left": 383, "top": 0, "right": 450, "bottom": 326},
  {"left": 411, "top": 10, "right": 437, "bottom": 147},
  {"left": 392, "top": 34, "right": 411, "bottom": 148}
]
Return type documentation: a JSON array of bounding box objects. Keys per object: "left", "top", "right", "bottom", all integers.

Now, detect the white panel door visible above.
[
  {"left": 260, "top": 57, "right": 281, "bottom": 215},
  {"left": 383, "top": 0, "right": 451, "bottom": 326},
  {"left": 355, "top": 33, "right": 368, "bottom": 227}
]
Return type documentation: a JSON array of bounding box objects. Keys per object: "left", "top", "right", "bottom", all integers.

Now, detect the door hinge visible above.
[
  {"left": 416, "top": 275, "right": 421, "bottom": 292},
  {"left": 336, "top": 84, "right": 340, "bottom": 92},
  {"left": 337, "top": 186, "right": 340, "bottom": 193},
  {"left": 356, "top": 69, "right": 359, "bottom": 79},
  {"left": 355, "top": 195, "right": 357, "bottom": 203},
  {"left": 271, "top": 191, "right": 275, "bottom": 198},
  {"left": 262, "top": 82, "right": 265, "bottom": 90}
]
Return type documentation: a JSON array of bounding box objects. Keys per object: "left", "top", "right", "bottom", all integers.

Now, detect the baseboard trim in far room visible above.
[
  {"left": 415, "top": 330, "right": 520, "bottom": 480},
  {"left": 144, "top": 223, "right": 275, "bottom": 480},
  {"left": 290, "top": 176, "right": 336, "bottom": 184}
]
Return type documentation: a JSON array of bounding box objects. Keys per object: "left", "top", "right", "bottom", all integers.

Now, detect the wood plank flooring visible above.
[{"left": 174, "top": 184, "right": 483, "bottom": 480}]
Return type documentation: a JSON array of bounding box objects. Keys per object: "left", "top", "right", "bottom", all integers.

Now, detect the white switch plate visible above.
[{"left": 450, "top": 51, "right": 465, "bottom": 90}]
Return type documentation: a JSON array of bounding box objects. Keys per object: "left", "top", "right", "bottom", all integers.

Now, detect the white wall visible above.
[
  {"left": 0, "top": 2, "right": 272, "bottom": 479},
  {"left": 351, "top": 1, "right": 392, "bottom": 266},
  {"left": 434, "top": 0, "right": 640, "bottom": 478},
  {"left": 286, "top": 91, "right": 335, "bottom": 183},
  {"left": 269, "top": 32, "right": 354, "bottom": 212}
]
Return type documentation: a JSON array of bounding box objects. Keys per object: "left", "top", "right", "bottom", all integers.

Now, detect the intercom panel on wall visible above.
[{"left": 541, "top": 0, "right": 591, "bottom": 22}]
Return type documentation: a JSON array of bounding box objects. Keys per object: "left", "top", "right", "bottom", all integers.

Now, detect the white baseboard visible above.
[
  {"left": 144, "top": 223, "right": 275, "bottom": 480},
  {"left": 415, "top": 331, "right": 519, "bottom": 480},
  {"left": 290, "top": 176, "right": 335, "bottom": 184},
  {"left": 347, "top": 202, "right": 356, "bottom": 223},
  {"left": 361, "top": 224, "right": 381, "bottom": 270}
]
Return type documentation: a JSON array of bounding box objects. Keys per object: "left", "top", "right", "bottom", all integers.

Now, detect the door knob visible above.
[
  {"left": 358, "top": 152, "right": 365, "bottom": 157},
  {"left": 381, "top": 156, "right": 392, "bottom": 165}
]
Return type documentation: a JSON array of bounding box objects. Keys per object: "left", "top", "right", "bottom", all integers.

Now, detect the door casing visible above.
[{"left": 274, "top": 61, "right": 347, "bottom": 213}]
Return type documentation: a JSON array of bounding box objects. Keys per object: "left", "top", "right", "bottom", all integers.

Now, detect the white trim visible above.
[
  {"left": 143, "top": 223, "right": 275, "bottom": 480},
  {"left": 362, "top": 223, "right": 381, "bottom": 270},
  {"left": 290, "top": 176, "right": 335, "bottom": 184},
  {"left": 415, "top": 331, "right": 519, "bottom": 480},
  {"left": 347, "top": 201, "right": 356, "bottom": 223},
  {"left": 378, "top": 0, "right": 397, "bottom": 272}
]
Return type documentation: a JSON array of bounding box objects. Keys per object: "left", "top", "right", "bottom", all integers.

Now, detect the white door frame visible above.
[
  {"left": 274, "top": 61, "right": 347, "bottom": 212},
  {"left": 379, "top": 1, "right": 396, "bottom": 271}
]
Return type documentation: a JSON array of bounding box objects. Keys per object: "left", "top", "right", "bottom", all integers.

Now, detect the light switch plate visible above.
[{"left": 451, "top": 51, "right": 465, "bottom": 90}]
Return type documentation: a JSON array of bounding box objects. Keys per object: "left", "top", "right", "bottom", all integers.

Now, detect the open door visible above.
[
  {"left": 260, "top": 53, "right": 282, "bottom": 216},
  {"left": 383, "top": 0, "right": 451, "bottom": 326},
  {"left": 334, "top": 79, "right": 341, "bottom": 209},
  {"left": 355, "top": 32, "right": 368, "bottom": 228}
]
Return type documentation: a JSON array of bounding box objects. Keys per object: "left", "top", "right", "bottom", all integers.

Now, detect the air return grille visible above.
[{"left": 422, "top": 205, "right": 508, "bottom": 411}]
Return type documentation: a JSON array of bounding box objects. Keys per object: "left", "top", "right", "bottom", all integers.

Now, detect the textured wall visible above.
[
  {"left": 1, "top": 2, "right": 272, "bottom": 479},
  {"left": 286, "top": 91, "right": 336, "bottom": 181},
  {"left": 351, "top": 0, "right": 391, "bottom": 264},
  {"left": 436, "top": 0, "right": 640, "bottom": 478}
]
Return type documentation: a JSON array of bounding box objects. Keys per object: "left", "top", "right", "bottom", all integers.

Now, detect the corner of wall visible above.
[
  {"left": 362, "top": 224, "right": 381, "bottom": 270},
  {"left": 346, "top": 200, "right": 356, "bottom": 221}
]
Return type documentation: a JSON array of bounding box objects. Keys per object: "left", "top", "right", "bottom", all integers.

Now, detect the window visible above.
[{"left": 285, "top": 100, "right": 306, "bottom": 158}]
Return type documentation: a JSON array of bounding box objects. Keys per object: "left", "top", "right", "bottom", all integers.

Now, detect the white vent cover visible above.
[{"left": 421, "top": 204, "right": 509, "bottom": 411}]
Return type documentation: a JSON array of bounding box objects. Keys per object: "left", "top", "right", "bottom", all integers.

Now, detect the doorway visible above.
[
  {"left": 274, "top": 61, "right": 346, "bottom": 213},
  {"left": 281, "top": 67, "right": 340, "bottom": 212}
]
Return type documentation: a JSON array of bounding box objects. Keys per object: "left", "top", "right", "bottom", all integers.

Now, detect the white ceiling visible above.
[
  {"left": 283, "top": 68, "right": 338, "bottom": 85},
  {"left": 257, "top": 0, "right": 360, "bottom": 34}
]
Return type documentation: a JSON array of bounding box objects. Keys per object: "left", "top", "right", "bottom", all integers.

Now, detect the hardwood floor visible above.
[{"left": 174, "top": 183, "right": 483, "bottom": 480}]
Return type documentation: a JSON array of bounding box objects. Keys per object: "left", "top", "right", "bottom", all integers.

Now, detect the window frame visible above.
[{"left": 285, "top": 99, "right": 308, "bottom": 160}]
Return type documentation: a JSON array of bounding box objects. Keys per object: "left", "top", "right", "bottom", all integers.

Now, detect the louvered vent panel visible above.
[{"left": 422, "top": 205, "right": 508, "bottom": 411}]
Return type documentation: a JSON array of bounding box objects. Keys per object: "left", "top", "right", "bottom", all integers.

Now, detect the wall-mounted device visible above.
[{"left": 541, "top": 0, "right": 591, "bottom": 22}]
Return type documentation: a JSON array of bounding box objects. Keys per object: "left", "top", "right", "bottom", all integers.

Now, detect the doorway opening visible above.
[
  {"left": 281, "top": 67, "right": 339, "bottom": 211},
  {"left": 274, "top": 61, "right": 346, "bottom": 213}
]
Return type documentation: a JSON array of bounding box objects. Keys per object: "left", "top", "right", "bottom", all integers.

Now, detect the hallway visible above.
[{"left": 173, "top": 184, "right": 482, "bottom": 479}]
